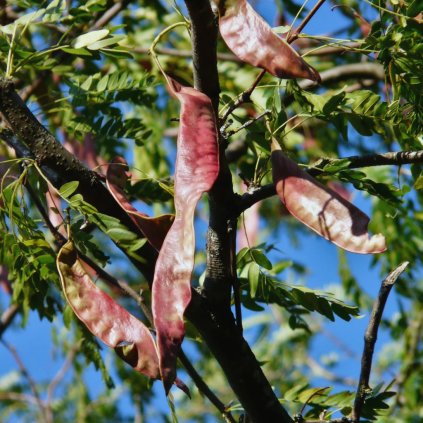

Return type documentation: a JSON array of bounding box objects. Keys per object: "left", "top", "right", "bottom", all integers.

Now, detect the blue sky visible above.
[{"left": 0, "top": 1, "right": 411, "bottom": 422}]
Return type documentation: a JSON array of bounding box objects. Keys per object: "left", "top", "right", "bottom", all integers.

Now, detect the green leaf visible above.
[
  {"left": 87, "top": 35, "right": 125, "bottom": 50},
  {"left": 414, "top": 174, "right": 423, "bottom": 190},
  {"left": 96, "top": 74, "right": 109, "bottom": 92},
  {"left": 73, "top": 29, "right": 110, "bottom": 49},
  {"left": 250, "top": 249, "right": 273, "bottom": 270},
  {"left": 61, "top": 47, "right": 92, "bottom": 56},
  {"left": 321, "top": 158, "right": 351, "bottom": 174},
  {"left": 248, "top": 263, "right": 260, "bottom": 298},
  {"left": 59, "top": 181, "right": 79, "bottom": 198}
]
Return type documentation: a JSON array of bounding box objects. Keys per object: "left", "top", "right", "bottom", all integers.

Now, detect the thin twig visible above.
[
  {"left": 287, "top": 0, "right": 327, "bottom": 43},
  {"left": 1, "top": 339, "right": 50, "bottom": 423},
  {"left": 135, "top": 46, "right": 241, "bottom": 62},
  {"left": 135, "top": 42, "right": 363, "bottom": 62},
  {"left": 45, "top": 343, "right": 80, "bottom": 422},
  {"left": 224, "top": 110, "right": 271, "bottom": 138},
  {"left": 352, "top": 262, "right": 409, "bottom": 423},
  {"left": 92, "top": 0, "right": 130, "bottom": 30},
  {"left": 236, "top": 150, "right": 423, "bottom": 214},
  {"left": 306, "top": 355, "right": 356, "bottom": 387},
  {"left": 178, "top": 349, "right": 237, "bottom": 423},
  {"left": 0, "top": 303, "right": 20, "bottom": 338},
  {"left": 221, "top": 69, "right": 266, "bottom": 122},
  {"left": 46, "top": 343, "right": 80, "bottom": 404},
  {"left": 0, "top": 391, "right": 40, "bottom": 405}
]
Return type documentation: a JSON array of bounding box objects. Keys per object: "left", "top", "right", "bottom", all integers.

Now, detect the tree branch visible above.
[
  {"left": 91, "top": 0, "right": 130, "bottom": 30},
  {"left": 1, "top": 339, "right": 50, "bottom": 423},
  {"left": 0, "top": 303, "right": 20, "bottom": 338},
  {"left": 183, "top": 2, "right": 293, "bottom": 421},
  {"left": 184, "top": 0, "right": 220, "bottom": 112},
  {"left": 287, "top": 0, "right": 327, "bottom": 43},
  {"left": 236, "top": 150, "right": 423, "bottom": 214},
  {"left": 0, "top": 79, "right": 158, "bottom": 281},
  {"left": 186, "top": 297, "right": 293, "bottom": 423},
  {"left": 178, "top": 350, "right": 237, "bottom": 423},
  {"left": 295, "top": 63, "right": 385, "bottom": 92},
  {"left": 352, "top": 262, "right": 409, "bottom": 423}
]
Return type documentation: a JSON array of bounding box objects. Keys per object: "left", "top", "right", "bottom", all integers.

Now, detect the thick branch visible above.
[
  {"left": 184, "top": 0, "right": 220, "bottom": 112},
  {"left": 352, "top": 262, "right": 409, "bottom": 422},
  {"left": 0, "top": 79, "right": 158, "bottom": 281},
  {"left": 236, "top": 150, "right": 423, "bottom": 214},
  {"left": 186, "top": 297, "right": 293, "bottom": 423},
  {"left": 183, "top": 2, "right": 292, "bottom": 421},
  {"left": 184, "top": 0, "right": 235, "bottom": 308}
]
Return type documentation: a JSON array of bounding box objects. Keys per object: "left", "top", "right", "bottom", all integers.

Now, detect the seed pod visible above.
[
  {"left": 106, "top": 157, "right": 174, "bottom": 251},
  {"left": 217, "top": 0, "right": 320, "bottom": 81},
  {"left": 152, "top": 79, "right": 219, "bottom": 392},
  {"left": 57, "top": 240, "right": 160, "bottom": 379},
  {"left": 271, "top": 139, "right": 386, "bottom": 254}
]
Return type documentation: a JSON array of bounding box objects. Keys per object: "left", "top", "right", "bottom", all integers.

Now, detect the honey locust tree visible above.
[{"left": 0, "top": 0, "right": 422, "bottom": 422}]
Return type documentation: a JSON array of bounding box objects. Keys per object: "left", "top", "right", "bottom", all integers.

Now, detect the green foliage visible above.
[{"left": 0, "top": 0, "right": 421, "bottom": 422}]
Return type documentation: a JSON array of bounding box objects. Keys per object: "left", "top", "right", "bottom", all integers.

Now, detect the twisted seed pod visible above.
[
  {"left": 152, "top": 79, "right": 219, "bottom": 392},
  {"left": 57, "top": 240, "right": 160, "bottom": 379},
  {"left": 271, "top": 139, "right": 386, "bottom": 254},
  {"left": 217, "top": 0, "right": 320, "bottom": 81},
  {"left": 106, "top": 157, "right": 174, "bottom": 251}
]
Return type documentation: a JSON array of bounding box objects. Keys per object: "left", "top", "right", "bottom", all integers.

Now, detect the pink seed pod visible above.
[
  {"left": 271, "top": 139, "right": 386, "bottom": 254},
  {"left": 217, "top": 0, "right": 320, "bottom": 81},
  {"left": 152, "top": 79, "right": 220, "bottom": 393}
]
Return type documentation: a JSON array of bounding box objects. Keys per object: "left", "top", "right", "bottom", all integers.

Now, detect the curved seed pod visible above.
[
  {"left": 152, "top": 79, "right": 219, "bottom": 392},
  {"left": 271, "top": 139, "right": 386, "bottom": 254},
  {"left": 106, "top": 157, "right": 174, "bottom": 251},
  {"left": 57, "top": 240, "right": 160, "bottom": 379},
  {"left": 217, "top": 0, "right": 320, "bottom": 81}
]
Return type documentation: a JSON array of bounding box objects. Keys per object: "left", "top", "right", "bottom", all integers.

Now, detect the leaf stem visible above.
[{"left": 178, "top": 350, "right": 237, "bottom": 423}]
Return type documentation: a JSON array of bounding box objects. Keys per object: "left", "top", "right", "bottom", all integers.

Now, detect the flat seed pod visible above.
[
  {"left": 152, "top": 79, "right": 219, "bottom": 392},
  {"left": 57, "top": 240, "right": 160, "bottom": 379},
  {"left": 271, "top": 139, "right": 386, "bottom": 254},
  {"left": 217, "top": 0, "right": 320, "bottom": 81},
  {"left": 106, "top": 157, "right": 174, "bottom": 251}
]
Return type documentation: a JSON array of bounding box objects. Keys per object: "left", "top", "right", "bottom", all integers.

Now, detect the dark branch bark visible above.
[
  {"left": 0, "top": 78, "right": 158, "bottom": 281},
  {"left": 236, "top": 149, "right": 423, "bottom": 214},
  {"left": 186, "top": 296, "right": 293, "bottom": 423},
  {"left": 0, "top": 303, "right": 20, "bottom": 338},
  {"left": 183, "top": 2, "right": 293, "bottom": 421},
  {"left": 184, "top": 0, "right": 220, "bottom": 112},
  {"left": 352, "top": 262, "right": 409, "bottom": 422}
]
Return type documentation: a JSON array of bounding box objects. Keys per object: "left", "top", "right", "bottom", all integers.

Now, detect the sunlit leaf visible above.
[{"left": 73, "top": 29, "right": 110, "bottom": 49}]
